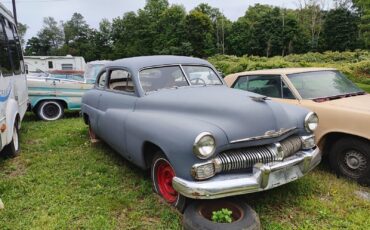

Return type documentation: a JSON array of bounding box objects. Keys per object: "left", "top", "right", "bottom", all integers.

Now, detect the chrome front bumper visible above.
[{"left": 172, "top": 147, "right": 321, "bottom": 199}]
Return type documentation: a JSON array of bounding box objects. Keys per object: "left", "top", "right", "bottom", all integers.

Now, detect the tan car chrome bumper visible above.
[{"left": 172, "top": 147, "right": 321, "bottom": 199}]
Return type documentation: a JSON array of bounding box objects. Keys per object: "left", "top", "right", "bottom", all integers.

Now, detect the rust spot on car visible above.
[{"left": 0, "top": 124, "right": 6, "bottom": 133}]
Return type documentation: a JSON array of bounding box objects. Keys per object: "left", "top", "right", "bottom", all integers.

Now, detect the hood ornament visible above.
[{"left": 250, "top": 96, "right": 270, "bottom": 102}]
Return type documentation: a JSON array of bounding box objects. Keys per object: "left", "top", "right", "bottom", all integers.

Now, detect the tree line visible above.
[{"left": 23, "top": 0, "right": 369, "bottom": 61}]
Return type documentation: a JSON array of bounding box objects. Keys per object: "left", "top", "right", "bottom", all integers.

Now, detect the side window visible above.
[
  {"left": 233, "top": 76, "right": 249, "bottom": 90},
  {"left": 48, "top": 61, "right": 53, "bottom": 69},
  {"left": 282, "top": 81, "right": 295, "bottom": 99},
  {"left": 0, "top": 17, "right": 12, "bottom": 76},
  {"left": 96, "top": 72, "right": 107, "bottom": 88},
  {"left": 108, "top": 69, "right": 134, "bottom": 93},
  {"left": 234, "top": 75, "right": 282, "bottom": 98},
  {"left": 4, "top": 19, "right": 21, "bottom": 74},
  {"left": 62, "top": 64, "right": 73, "bottom": 70}
]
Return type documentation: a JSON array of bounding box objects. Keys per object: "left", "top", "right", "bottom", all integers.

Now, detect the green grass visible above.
[
  {"left": 357, "top": 83, "right": 370, "bottom": 93},
  {"left": 1, "top": 113, "right": 369, "bottom": 229}
]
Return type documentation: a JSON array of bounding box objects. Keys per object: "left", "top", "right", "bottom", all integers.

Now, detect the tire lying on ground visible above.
[
  {"left": 36, "top": 101, "right": 64, "bottom": 121},
  {"left": 183, "top": 199, "right": 260, "bottom": 230}
]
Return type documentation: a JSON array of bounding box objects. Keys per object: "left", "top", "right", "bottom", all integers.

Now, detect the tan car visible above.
[{"left": 225, "top": 68, "right": 370, "bottom": 184}]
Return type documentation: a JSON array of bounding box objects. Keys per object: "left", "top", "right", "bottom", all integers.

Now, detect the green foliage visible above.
[
  {"left": 211, "top": 208, "right": 233, "bottom": 223},
  {"left": 16, "top": 23, "right": 28, "bottom": 48},
  {"left": 24, "top": 2, "right": 369, "bottom": 60},
  {"left": 323, "top": 8, "right": 359, "bottom": 51},
  {"left": 185, "top": 10, "right": 215, "bottom": 57},
  {"left": 209, "top": 50, "right": 370, "bottom": 85}
]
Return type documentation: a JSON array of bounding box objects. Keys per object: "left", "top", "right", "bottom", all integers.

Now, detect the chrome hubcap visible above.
[{"left": 344, "top": 151, "right": 366, "bottom": 170}]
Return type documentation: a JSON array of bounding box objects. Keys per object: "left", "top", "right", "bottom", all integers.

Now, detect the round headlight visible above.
[
  {"left": 304, "top": 112, "right": 319, "bottom": 133},
  {"left": 193, "top": 132, "right": 216, "bottom": 159}
]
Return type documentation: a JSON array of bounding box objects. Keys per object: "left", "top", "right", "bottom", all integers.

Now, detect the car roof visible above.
[
  {"left": 224, "top": 67, "right": 337, "bottom": 86},
  {"left": 107, "top": 55, "right": 212, "bottom": 71},
  {"left": 87, "top": 60, "right": 111, "bottom": 65}
]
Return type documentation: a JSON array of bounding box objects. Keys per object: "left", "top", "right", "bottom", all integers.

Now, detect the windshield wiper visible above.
[{"left": 313, "top": 91, "right": 366, "bottom": 102}]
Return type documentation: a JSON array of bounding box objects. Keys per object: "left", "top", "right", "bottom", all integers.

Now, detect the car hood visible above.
[
  {"left": 136, "top": 86, "right": 305, "bottom": 143},
  {"left": 318, "top": 94, "right": 370, "bottom": 112}
]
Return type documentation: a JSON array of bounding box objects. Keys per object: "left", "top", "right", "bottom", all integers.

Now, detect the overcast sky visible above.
[{"left": 2, "top": 0, "right": 323, "bottom": 40}]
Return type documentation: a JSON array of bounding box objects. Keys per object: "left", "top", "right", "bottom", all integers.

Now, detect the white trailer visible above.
[
  {"left": 24, "top": 55, "right": 86, "bottom": 73},
  {"left": 0, "top": 2, "right": 28, "bottom": 156}
]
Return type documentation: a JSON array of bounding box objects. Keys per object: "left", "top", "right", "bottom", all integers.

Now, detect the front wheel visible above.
[
  {"left": 37, "top": 101, "right": 64, "bottom": 121},
  {"left": 2, "top": 124, "right": 20, "bottom": 157},
  {"left": 151, "top": 152, "right": 188, "bottom": 212},
  {"left": 329, "top": 137, "right": 370, "bottom": 185}
]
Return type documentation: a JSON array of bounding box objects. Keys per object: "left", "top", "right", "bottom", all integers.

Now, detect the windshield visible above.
[
  {"left": 84, "top": 64, "right": 105, "bottom": 83},
  {"left": 182, "top": 66, "right": 222, "bottom": 86},
  {"left": 287, "top": 71, "right": 364, "bottom": 99},
  {"left": 139, "top": 65, "right": 222, "bottom": 93}
]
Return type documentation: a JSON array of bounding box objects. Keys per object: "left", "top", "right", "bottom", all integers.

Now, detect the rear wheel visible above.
[
  {"left": 151, "top": 152, "right": 188, "bottom": 212},
  {"left": 329, "top": 137, "right": 370, "bottom": 185},
  {"left": 2, "top": 123, "right": 20, "bottom": 157},
  {"left": 37, "top": 101, "right": 64, "bottom": 121}
]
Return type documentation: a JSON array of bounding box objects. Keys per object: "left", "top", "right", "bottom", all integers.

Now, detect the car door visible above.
[{"left": 97, "top": 68, "right": 138, "bottom": 156}]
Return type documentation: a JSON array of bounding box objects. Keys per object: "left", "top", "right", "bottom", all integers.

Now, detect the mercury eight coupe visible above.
[
  {"left": 225, "top": 68, "right": 370, "bottom": 184},
  {"left": 81, "top": 56, "right": 321, "bottom": 211}
]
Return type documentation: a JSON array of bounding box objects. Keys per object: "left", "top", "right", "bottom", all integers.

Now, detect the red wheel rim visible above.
[{"left": 156, "top": 160, "right": 178, "bottom": 203}]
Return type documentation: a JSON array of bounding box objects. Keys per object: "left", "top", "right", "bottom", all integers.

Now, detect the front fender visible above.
[{"left": 125, "top": 112, "right": 228, "bottom": 180}]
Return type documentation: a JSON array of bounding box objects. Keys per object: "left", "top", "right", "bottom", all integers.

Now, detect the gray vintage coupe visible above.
[{"left": 81, "top": 56, "right": 321, "bottom": 211}]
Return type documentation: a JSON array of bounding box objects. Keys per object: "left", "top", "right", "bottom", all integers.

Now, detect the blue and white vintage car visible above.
[
  {"left": 27, "top": 72, "right": 93, "bottom": 121},
  {"left": 81, "top": 56, "right": 321, "bottom": 211}
]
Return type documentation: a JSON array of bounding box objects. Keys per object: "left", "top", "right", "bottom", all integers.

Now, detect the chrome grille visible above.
[
  {"left": 280, "top": 136, "right": 302, "bottom": 158},
  {"left": 215, "top": 135, "right": 302, "bottom": 173},
  {"left": 217, "top": 146, "right": 276, "bottom": 172}
]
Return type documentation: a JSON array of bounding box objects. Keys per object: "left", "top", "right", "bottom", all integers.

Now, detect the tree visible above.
[
  {"left": 63, "top": 13, "right": 91, "bottom": 45},
  {"left": 185, "top": 10, "right": 216, "bottom": 57},
  {"left": 25, "top": 37, "right": 43, "bottom": 55},
  {"left": 227, "top": 18, "right": 251, "bottom": 56},
  {"left": 37, "top": 17, "right": 64, "bottom": 54},
  {"left": 322, "top": 7, "right": 359, "bottom": 51},
  {"left": 93, "top": 19, "right": 113, "bottom": 59},
  {"left": 153, "top": 5, "right": 192, "bottom": 55},
  {"left": 194, "top": 3, "right": 231, "bottom": 54},
  {"left": 296, "top": 0, "right": 326, "bottom": 51},
  {"left": 352, "top": 0, "right": 370, "bottom": 49},
  {"left": 111, "top": 11, "right": 143, "bottom": 58},
  {"left": 16, "top": 23, "right": 28, "bottom": 48}
]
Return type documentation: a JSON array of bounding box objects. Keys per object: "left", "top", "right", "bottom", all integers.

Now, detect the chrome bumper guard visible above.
[{"left": 172, "top": 147, "right": 321, "bottom": 199}]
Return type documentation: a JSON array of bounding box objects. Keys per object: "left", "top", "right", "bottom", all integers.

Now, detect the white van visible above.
[{"left": 0, "top": 3, "right": 28, "bottom": 156}]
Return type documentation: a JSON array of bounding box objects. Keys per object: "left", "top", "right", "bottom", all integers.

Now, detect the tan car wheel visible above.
[{"left": 329, "top": 137, "right": 370, "bottom": 185}]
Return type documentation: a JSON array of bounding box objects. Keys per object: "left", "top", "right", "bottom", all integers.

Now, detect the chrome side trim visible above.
[
  {"left": 172, "top": 147, "right": 321, "bottom": 199},
  {"left": 230, "top": 127, "right": 297, "bottom": 144},
  {"left": 0, "top": 117, "right": 5, "bottom": 123}
]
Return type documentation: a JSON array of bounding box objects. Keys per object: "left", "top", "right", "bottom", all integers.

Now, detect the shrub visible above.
[{"left": 209, "top": 51, "right": 370, "bottom": 84}]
